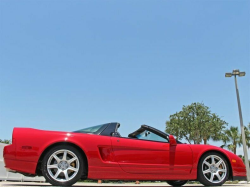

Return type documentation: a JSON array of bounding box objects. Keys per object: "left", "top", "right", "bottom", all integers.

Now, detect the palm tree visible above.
[
  {"left": 245, "top": 123, "right": 250, "bottom": 148},
  {"left": 223, "top": 126, "right": 242, "bottom": 154}
]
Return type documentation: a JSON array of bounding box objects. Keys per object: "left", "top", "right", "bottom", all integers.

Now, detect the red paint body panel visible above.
[
  {"left": 111, "top": 137, "right": 193, "bottom": 175},
  {"left": 3, "top": 127, "right": 246, "bottom": 180}
]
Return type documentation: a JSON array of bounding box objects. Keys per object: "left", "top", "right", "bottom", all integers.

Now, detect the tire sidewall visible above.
[
  {"left": 198, "top": 152, "right": 229, "bottom": 186},
  {"left": 42, "top": 145, "right": 84, "bottom": 186},
  {"left": 166, "top": 180, "right": 188, "bottom": 186}
]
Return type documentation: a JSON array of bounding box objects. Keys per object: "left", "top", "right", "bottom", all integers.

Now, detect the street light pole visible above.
[
  {"left": 225, "top": 69, "right": 250, "bottom": 181},
  {"left": 234, "top": 75, "right": 250, "bottom": 181}
]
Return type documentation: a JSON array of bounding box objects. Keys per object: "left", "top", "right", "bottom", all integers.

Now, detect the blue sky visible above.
[{"left": 0, "top": 0, "right": 249, "bottom": 155}]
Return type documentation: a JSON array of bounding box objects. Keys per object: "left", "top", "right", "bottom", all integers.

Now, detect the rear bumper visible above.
[
  {"left": 4, "top": 158, "right": 37, "bottom": 175},
  {"left": 3, "top": 143, "right": 16, "bottom": 160},
  {"left": 4, "top": 140, "right": 37, "bottom": 175}
]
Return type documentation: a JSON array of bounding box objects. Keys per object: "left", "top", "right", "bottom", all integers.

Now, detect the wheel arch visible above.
[
  {"left": 197, "top": 150, "right": 233, "bottom": 180},
  {"left": 36, "top": 141, "right": 88, "bottom": 179}
]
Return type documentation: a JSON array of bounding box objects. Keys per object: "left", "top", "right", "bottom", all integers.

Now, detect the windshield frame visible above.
[{"left": 128, "top": 124, "right": 182, "bottom": 144}]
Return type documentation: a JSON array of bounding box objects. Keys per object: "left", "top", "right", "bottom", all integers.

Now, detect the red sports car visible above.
[{"left": 3, "top": 123, "right": 247, "bottom": 186}]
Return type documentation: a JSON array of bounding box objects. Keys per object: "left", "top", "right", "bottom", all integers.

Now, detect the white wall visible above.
[{"left": 0, "top": 143, "right": 45, "bottom": 182}]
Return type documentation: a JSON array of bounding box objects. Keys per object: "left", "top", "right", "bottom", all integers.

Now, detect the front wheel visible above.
[
  {"left": 197, "top": 152, "right": 229, "bottom": 186},
  {"left": 42, "top": 145, "right": 84, "bottom": 186},
  {"left": 166, "top": 180, "right": 188, "bottom": 186}
]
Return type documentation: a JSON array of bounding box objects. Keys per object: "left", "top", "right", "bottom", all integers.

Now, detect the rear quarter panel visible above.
[
  {"left": 13, "top": 128, "right": 100, "bottom": 162},
  {"left": 13, "top": 128, "right": 119, "bottom": 170}
]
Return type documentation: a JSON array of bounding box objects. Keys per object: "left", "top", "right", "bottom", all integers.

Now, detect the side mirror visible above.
[
  {"left": 169, "top": 135, "right": 177, "bottom": 146},
  {"left": 111, "top": 132, "right": 120, "bottom": 137}
]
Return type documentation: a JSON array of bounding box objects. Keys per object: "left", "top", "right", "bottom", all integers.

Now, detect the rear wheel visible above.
[
  {"left": 166, "top": 180, "right": 188, "bottom": 186},
  {"left": 197, "top": 152, "right": 229, "bottom": 186},
  {"left": 42, "top": 145, "right": 84, "bottom": 186}
]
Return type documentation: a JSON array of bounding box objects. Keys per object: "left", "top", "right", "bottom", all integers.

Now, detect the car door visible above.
[
  {"left": 111, "top": 132, "right": 193, "bottom": 175},
  {"left": 111, "top": 136, "right": 170, "bottom": 174}
]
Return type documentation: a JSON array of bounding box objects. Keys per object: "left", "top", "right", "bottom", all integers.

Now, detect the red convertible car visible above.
[{"left": 3, "top": 122, "right": 246, "bottom": 186}]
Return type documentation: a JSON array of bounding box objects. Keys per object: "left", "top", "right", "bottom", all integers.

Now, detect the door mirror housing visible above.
[
  {"left": 112, "top": 132, "right": 121, "bottom": 137},
  {"left": 169, "top": 135, "right": 177, "bottom": 146}
]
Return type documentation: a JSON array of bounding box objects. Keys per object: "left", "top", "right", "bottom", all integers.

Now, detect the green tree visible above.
[
  {"left": 223, "top": 126, "right": 242, "bottom": 154},
  {"left": 0, "top": 139, "right": 11, "bottom": 144},
  {"left": 221, "top": 124, "right": 250, "bottom": 154},
  {"left": 165, "top": 102, "right": 227, "bottom": 144}
]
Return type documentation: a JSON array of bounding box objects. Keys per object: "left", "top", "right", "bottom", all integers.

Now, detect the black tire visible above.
[
  {"left": 42, "top": 145, "right": 84, "bottom": 186},
  {"left": 166, "top": 180, "right": 188, "bottom": 186},
  {"left": 197, "top": 152, "right": 229, "bottom": 186}
]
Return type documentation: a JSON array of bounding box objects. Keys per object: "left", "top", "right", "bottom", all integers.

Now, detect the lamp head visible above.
[
  {"left": 225, "top": 73, "right": 232, "bottom": 77},
  {"left": 239, "top": 72, "right": 246, "bottom": 77},
  {"left": 225, "top": 70, "right": 245, "bottom": 77}
]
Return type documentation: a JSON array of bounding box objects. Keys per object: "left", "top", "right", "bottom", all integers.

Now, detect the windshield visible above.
[{"left": 73, "top": 124, "right": 108, "bottom": 134}]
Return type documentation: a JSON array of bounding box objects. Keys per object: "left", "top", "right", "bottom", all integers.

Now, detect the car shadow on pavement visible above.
[{"left": 1, "top": 185, "right": 248, "bottom": 187}]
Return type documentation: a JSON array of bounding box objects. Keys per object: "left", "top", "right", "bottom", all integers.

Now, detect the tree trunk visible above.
[
  {"left": 204, "top": 138, "right": 207, "bottom": 144},
  {"left": 234, "top": 144, "right": 236, "bottom": 154}
]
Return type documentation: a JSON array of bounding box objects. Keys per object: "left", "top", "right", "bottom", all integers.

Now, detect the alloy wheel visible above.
[
  {"left": 47, "top": 149, "right": 80, "bottom": 182},
  {"left": 202, "top": 155, "right": 227, "bottom": 183}
]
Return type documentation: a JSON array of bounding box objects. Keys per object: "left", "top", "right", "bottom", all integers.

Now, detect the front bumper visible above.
[
  {"left": 233, "top": 176, "right": 247, "bottom": 181},
  {"left": 231, "top": 166, "right": 247, "bottom": 181}
]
